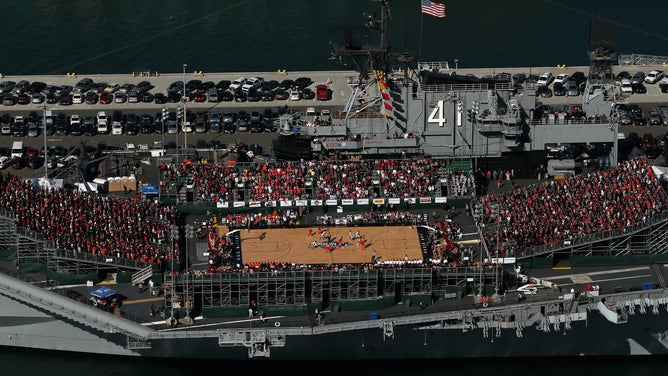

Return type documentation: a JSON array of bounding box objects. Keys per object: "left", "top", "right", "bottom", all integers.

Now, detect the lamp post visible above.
[
  {"left": 161, "top": 107, "right": 167, "bottom": 156},
  {"left": 454, "top": 58, "right": 459, "bottom": 71},
  {"left": 42, "top": 104, "right": 48, "bottom": 178},
  {"left": 471, "top": 100, "right": 479, "bottom": 171},
  {"left": 182, "top": 64, "right": 187, "bottom": 152},
  {"left": 184, "top": 224, "right": 195, "bottom": 324},
  {"left": 491, "top": 203, "right": 500, "bottom": 297},
  {"left": 169, "top": 224, "right": 179, "bottom": 324}
]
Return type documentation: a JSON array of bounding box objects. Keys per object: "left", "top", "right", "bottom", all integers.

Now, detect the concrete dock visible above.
[{"left": 2, "top": 63, "right": 668, "bottom": 115}]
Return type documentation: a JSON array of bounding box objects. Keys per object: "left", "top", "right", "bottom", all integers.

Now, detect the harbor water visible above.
[
  {"left": 1, "top": 0, "right": 668, "bottom": 374},
  {"left": 1, "top": 0, "right": 667, "bottom": 76}
]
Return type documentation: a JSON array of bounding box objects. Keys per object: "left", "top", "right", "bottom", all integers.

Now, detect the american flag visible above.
[{"left": 421, "top": 0, "right": 445, "bottom": 18}]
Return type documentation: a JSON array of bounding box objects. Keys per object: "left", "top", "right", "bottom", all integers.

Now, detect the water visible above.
[
  {"left": 1, "top": 0, "right": 668, "bottom": 76},
  {"left": 2, "top": 0, "right": 668, "bottom": 373},
  {"left": 0, "top": 347, "right": 666, "bottom": 376}
]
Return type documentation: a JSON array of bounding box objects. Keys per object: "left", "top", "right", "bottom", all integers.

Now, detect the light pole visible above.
[
  {"left": 169, "top": 224, "right": 179, "bottom": 324},
  {"left": 182, "top": 64, "right": 187, "bottom": 152},
  {"left": 184, "top": 224, "right": 195, "bottom": 324},
  {"left": 161, "top": 107, "right": 167, "bottom": 156},
  {"left": 42, "top": 104, "right": 48, "bottom": 178},
  {"left": 491, "top": 203, "right": 500, "bottom": 297},
  {"left": 471, "top": 100, "right": 479, "bottom": 171}
]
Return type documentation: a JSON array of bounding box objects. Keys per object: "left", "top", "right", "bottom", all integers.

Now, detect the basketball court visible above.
[{"left": 216, "top": 225, "right": 424, "bottom": 265}]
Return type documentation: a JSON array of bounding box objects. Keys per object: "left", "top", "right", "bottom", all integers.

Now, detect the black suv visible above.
[{"left": 631, "top": 71, "right": 646, "bottom": 85}]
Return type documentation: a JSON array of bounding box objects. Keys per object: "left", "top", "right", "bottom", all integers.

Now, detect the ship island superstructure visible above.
[{"left": 274, "top": 1, "right": 626, "bottom": 179}]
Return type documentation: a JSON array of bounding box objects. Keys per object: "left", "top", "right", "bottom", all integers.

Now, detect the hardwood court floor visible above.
[{"left": 216, "top": 225, "right": 423, "bottom": 265}]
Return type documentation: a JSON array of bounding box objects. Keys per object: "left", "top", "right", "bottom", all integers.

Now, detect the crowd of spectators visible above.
[
  {"left": 221, "top": 207, "right": 309, "bottom": 229},
  {"left": 0, "top": 172, "right": 180, "bottom": 271},
  {"left": 473, "top": 157, "right": 668, "bottom": 256},
  {"left": 159, "top": 158, "right": 472, "bottom": 204},
  {"left": 6, "top": 154, "right": 666, "bottom": 277}
]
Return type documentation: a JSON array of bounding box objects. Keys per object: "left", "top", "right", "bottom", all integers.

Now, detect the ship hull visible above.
[{"left": 2, "top": 293, "right": 668, "bottom": 360}]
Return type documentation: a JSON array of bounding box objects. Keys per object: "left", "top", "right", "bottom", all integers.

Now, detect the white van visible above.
[{"left": 11, "top": 141, "right": 23, "bottom": 158}]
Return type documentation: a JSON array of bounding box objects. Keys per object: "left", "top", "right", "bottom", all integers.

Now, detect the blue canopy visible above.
[
  {"left": 89, "top": 286, "right": 117, "bottom": 299},
  {"left": 141, "top": 183, "right": 159, "bottom": 195}
]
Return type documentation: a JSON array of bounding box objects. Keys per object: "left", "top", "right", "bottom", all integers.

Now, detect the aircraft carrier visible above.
[{"left": 2, "top": 0, "right": 668, "bottom": 362}]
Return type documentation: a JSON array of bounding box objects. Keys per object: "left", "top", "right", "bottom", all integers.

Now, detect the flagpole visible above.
[{"left": 418, "top": 11, "right": 424, "bottom": 61}]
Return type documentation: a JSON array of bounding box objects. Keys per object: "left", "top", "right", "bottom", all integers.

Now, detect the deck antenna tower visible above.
[
  {"left": 332, "top": 0, "right": 391, "bottom": 76},
  {"left": 331, "top": 1, "right": 416, "bottom": 135},
  {"left": 584, "top": 18, "right": 619, "bottom": 168}
]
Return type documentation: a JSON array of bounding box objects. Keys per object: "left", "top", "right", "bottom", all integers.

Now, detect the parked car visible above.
[
  {"left": 552, "top": 82, "right": 566, "bottom": 96},
  {"left": 566, "top": 80, "right": 580, "bottom": 96},
  {"left": 536, "top": 71, "right": 554, "bottom": 87},
  {"left": 660, "top": 80, "right": 668, "bottom": 93},
  {"left": 632, "top": 83, "right": 647, "bottom": 94},
  {"left": 632, "top": 111, "right": 647, "bottom": 126},
  {"left": 97, "top": 111, "right": 109, "bottom": 134},
  {"left": 125, "top": 113, "right": 139, "bottom": 135},
  {"left": 645, "top": 70, "right": 664, "bottom": 84},
  {"left": 27, "top": 121, "right": 39, "bottom": 137},
  {"left": 229, "top": 77, "right": 246, "bottom": 91},
  {"left": 166, "top": 112, "right": 178, "bottom": 134},
  {"left": 83, "top": 116, "right": 97, "bottom": 136},
  {"left": 194, "top": 112, "right": 207, "bottom": 133},
  {"left": 620, "top": 79, "right": 633, "bottom": 94},
  {"left": 85, "top": 91, "right": 99, "bottom": 104},
  {"left": 1, "top": 114, "right": 12, "bottom": 135},
  {"left": 12, "top": 80, "right": 30, "bottom": 95},
  {"left": 649, "top": 111, "right": 662, "bottom": 125},
  {"left": 13, "top": 115, "right": 26, "bottom": 137},
  {"left": 535, "top": 86, "right": 552, "bottom": 98},
  {"left": 618, "top": 112, "right": 632, "bottom": 125},
  {"left": 631, "top": 71, "right": 646, "bottom": 85},
  {"left": 71, "top": 92, "right": 83, "bottom": 104},
  {"left": 615, "top": 71, "right": 631, "bottom": 85},
  {"left": 316, "top": 84, "right": 329, "bottom": 100},
  {"left": 553, "top": 73, "right": 569, "bottom": 85},
  {"left": 141, "top": 91, "right": 154, "bottom": 103},
  {"left": 113, "top": 92, "right": 126, "bottom": 103},
  {"left": 237, "top": 110, "right": 249, "bottom": 132},
  {"left": 643, "top": 133, "right": 658, "bottom": 149},
  {"left": 659, "top": 103, "right": 668, "bottom": 125},
  {"left": 69, "top": 114, "right": 82, "bottom": 136},
  {"left": 99, "top": 91, "right": 112, "bottom": 104},
  {"left": 16, "top": 93, "right": 30, "bottom": 105},
  {"left": 301, "top": 88, "right": 316, "bottom": 100},
  {"left": 127, "top": 90, "right": 140, "bottom": 103},
  {"left": 153, "top": 92, "right": 167, "bottom": 104},
  {"left": 0, "top": 156, "right": 12, "bottom": 169},
  {"left": 2, "top": 92, "right": 14, "bottom": 106},
  {"left": 0, "top": 81, "right": 16, "bottom": 94},
  {"left": 289, "top": 87, "right": 301, "bottom": 101},
  {"left": 241, "top": 77, "right": 263, "bottom": 93},
  {"left": 140, "top": 114, "right": 154, "bottom": 134},
  {"left": 31, "top": 92, "right": 45, "bottom": 104}
]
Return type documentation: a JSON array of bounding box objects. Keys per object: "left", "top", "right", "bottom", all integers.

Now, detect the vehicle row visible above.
[
  {"left": 615, "top": 103, "right": 668, "bottom": 126},
  {"left": 623, "top": 131, "right": 664, "bottom": 159},
  {"left": 0, "top": 76, "right": 332, "bottom": 108},
  {"left": 0, "top": 106, "right": 291, "bottom": 137}
]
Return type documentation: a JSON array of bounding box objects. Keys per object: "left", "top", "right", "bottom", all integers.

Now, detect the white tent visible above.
[
  {"left": 652, "top": 165, "right": 668, "bottom": 181},
  {"left": 29, "top": 177, "right": 63, "bottom": 190},
  {"left": 75, "top": 182, "right": 98, "bottom": 192}
]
